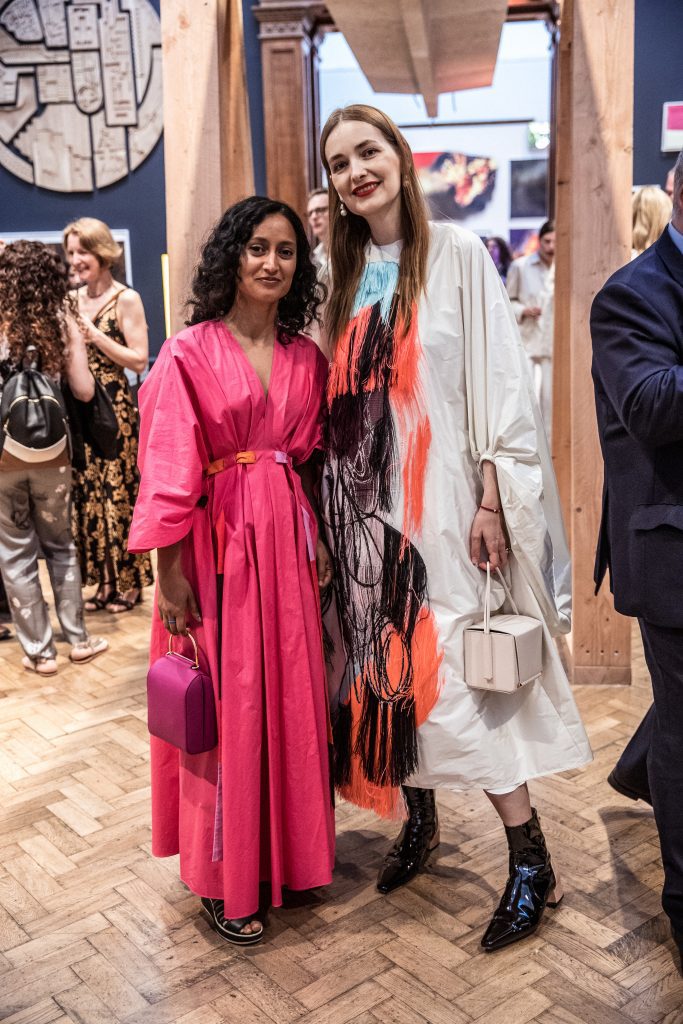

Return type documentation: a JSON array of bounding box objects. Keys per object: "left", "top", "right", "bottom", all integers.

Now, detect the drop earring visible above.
[{"left": 339, "top": 199, "right": 347, "bottom": 217}]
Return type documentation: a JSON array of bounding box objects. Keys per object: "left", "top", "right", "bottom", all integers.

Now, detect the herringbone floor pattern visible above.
[{"left": 1, "top": 591, "right": 682, "bottom": 1024}]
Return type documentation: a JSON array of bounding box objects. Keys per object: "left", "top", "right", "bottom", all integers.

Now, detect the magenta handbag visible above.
[{"left": 147, "top": 631, "right": 218, "bottom": 754}]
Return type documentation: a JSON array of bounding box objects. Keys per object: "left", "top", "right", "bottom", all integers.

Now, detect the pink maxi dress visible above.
[{"left": 128, "top": 320, "right": 335, "bottom": 919}]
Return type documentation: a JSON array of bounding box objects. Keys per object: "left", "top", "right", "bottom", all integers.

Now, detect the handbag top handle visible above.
[
  {"left": 483, "top": 562, "right": 520, "bottom": 634},
  {"left": 167, "top": 629, "right": 200, "bottom": 669}
]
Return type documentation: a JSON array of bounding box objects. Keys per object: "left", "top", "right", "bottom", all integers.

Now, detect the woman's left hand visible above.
[
  {"left": 74, "top": 312, "right": 96, "bottom": 343},
  {"left": 316, "top": 537, "right": 333, "bottom": 589},
  {"left": 470, "top": 507, "right": 509, "bottom": 571}
]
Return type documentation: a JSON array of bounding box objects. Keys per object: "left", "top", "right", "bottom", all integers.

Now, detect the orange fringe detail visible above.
[
  {"left": 327, "top": 305, "right": 374, "bottom": 402},
  {"left": 401, "top": 416, "right": 432, "bottom": 549},
  {"left": 339, "top": 610, "right": 444, "bottom": 820}
]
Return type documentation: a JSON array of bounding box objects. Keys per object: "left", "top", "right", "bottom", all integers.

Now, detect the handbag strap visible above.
[
  {"left": 167, "top": 629, "right": 200, "bottom": 668},
  {"left": 484, "top": 562, "right": 520, "bottom": 634}
]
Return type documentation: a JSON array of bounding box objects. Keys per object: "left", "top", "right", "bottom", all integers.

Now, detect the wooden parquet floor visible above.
[{"left": 1, "top": 593, "right": 682, "bottom": 1024}]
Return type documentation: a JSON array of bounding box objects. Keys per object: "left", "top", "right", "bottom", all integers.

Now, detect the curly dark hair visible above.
[
  {"left": 186, "top": 196, "right": 325, "bottom": 341},
  {"left": 0, "top": 240, "right": 75, "bottom": 376}
]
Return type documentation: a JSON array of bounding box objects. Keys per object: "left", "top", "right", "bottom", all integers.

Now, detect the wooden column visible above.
[
  {"left": 552, "top": 0, "right": 634, "bottom": 684},
  {"left": 253, "top": 1, "right": 329, "bottom": 219},
  {"left": 161, "top": 0, "right": 255, "bottom": 334}
]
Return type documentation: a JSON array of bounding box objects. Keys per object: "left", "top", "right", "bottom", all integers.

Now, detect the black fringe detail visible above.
[
  {"left": 332, "top": 700, "right": 353, "bottom": 787},
  {"left": 356, "top": 686, "right": 419, "bottom": 786},
  {"left": 323, "top": 293, "right": 431, "bottom": 791},
  {"left": 320, "top": 585, "right": 336, "bottom": 665},
  {"left": 328, "top": 298, "right": 401, "bottom": 516},
  {"left": 381, "top": 525, "right": 428, "bottom": 639}
]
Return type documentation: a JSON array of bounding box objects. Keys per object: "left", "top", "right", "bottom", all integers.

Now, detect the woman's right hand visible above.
[{"left": 157, "top": 567, "right": 201, "bottom": 636}]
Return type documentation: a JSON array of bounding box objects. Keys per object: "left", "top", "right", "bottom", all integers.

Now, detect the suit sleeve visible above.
[
  {"left": 128, "top": 341, "right": 208, "bottom": 552},
  {"left": 590, "top": 280, "right": 683, "bottom": 446}
]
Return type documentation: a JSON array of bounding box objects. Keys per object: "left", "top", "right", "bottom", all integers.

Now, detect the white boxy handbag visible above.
[{"left": 464, "top": 563, "right": 543, "bottom": 693}]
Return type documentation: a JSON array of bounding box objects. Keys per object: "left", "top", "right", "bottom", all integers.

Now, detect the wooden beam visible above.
[
  {"left": 399, "top": 1, "right": 438, "bottom": 118},
  {"left": 325, "top": 0, "right": 506, "bottom": 103},
  {"left": 553, "top": 0, "right": 634, "bottom": 685},
  {"left": 161, "top": 0, "right": 254, "bottom": 334}
]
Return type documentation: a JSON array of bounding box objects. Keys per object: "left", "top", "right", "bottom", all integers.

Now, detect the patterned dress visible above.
[
  {"left": 323, "top": 224, "right": 592, "bottom": 820},
  {"left": 72, "top": 291, "right": 153, "bottom": 593}
]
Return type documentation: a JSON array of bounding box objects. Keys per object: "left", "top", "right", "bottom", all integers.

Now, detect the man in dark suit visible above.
[{"left": 591, "top": 148, "right": 683, "bottom": 967}]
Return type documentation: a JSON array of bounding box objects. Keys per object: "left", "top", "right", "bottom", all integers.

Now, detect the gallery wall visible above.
[{"left": 633, "top": 0, "right": 683, "bottom": 189}]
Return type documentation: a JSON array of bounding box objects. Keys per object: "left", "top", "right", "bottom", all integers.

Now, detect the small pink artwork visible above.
[{"left": 661, "top": 102, "right": 683, "bottom": 152}]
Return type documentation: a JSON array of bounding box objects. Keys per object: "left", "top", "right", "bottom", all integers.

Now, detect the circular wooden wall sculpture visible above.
[{"left": 0, "top": 0, "right": 163, "bottom": 192}]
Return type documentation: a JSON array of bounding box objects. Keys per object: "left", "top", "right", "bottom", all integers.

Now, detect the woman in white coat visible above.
[{"left": 320, "top": 105, "right": 592, "bottom": 952}]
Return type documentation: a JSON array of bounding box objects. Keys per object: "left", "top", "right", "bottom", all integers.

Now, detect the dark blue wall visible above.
[
  {"left": 634, "top": 0, "right": 683, "bottom": 188},
  {"left": 0, "top": 140, "right": 167, "bottom": 356}
]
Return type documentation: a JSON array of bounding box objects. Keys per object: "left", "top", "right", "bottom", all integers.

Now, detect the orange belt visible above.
[{"left": 205, "top": 449, "right": 292, "bottom": 477}]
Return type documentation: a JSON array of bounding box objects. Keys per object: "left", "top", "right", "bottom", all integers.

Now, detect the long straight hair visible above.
[{"left": 320, "top": 105, "right": 430, "bottom": 348}]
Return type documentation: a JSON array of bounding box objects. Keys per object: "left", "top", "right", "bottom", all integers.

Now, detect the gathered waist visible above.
[
  {"left": 206, "top": 448, "right": 316, "bottom": 567},
  {"left": 205, "top": 449, "right": 292, "bottom": 477}
]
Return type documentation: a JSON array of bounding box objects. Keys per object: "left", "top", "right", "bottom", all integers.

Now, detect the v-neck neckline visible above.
[
  {"left": 87, "top": 285, "right": 126, "bottom": 324},
  {"left": 219, "top": 320, "right": 279, "bottom": 402}
]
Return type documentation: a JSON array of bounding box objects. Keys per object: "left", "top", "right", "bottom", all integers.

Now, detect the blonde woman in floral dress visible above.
[{"left": 64, "top": 218, "right": 154, "bottom": 613}]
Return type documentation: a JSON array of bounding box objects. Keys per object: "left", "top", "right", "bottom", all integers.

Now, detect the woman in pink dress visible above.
[{"left": 128, "top": 197, "right": 335, "bottom": 945}]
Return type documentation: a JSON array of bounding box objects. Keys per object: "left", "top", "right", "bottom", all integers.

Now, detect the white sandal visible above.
[
  {"left": 69, "top": 637, "right": 109, "bottom": 664},
  {"left": 22, "top": 655, "right": 58, "bottom": 676}
]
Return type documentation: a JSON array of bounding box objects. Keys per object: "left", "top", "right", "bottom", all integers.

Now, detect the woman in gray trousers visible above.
[{"left": 0, "top": 241, "right": 108, "bottom": 676}]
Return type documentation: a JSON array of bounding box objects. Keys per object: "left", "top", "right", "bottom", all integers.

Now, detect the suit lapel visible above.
[{"left": 655, "top": 227, "right": 683, "bottom": 286}]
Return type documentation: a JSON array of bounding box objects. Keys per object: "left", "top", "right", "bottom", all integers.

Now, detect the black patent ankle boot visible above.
[
  {"left": 376, "top": 786, "right": 439, "bottom": 894},
  {"left": 481, "top": 808, "right": 562, "bottom": 952}
]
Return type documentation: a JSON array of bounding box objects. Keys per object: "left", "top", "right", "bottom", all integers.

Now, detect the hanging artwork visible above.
[
  {"left": 413, "top": 150, "right": 497, "bottom": 221},
  {"left": 0, "top": 0, "right": 162, "bottom": 192},
  {"left": 510, "top": 159, "right": 548, "bottom": 218},
  {"left": 509, "top": 227, "right": 539, "bottom": 259},
  {"left": 661, "top": 101, "right": 683, "bottom": 153}
]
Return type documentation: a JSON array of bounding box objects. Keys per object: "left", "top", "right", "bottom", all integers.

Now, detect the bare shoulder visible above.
[{"left": 116, "top": 287, "right": 145, "bottom": 313}]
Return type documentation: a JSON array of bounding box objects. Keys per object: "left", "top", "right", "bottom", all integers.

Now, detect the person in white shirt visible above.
[
  {"left": 307, "top": 188, "right": 330, "bottom": 273},
  {"left": 506, "top": 220, "right": 555, "bottom": 440}
]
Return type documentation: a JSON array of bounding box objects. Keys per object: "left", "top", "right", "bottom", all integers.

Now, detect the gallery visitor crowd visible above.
[{"left": 0, "top": 122, "right": 681, "bottom": 970}]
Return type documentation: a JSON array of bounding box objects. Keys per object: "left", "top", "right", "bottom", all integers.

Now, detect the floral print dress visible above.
[{"left": 72, "top": 291, "right": 154, "bottom": 593}]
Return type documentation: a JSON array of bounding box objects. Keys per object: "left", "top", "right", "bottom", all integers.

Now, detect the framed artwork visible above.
[
  {"left": 661, "top": 102, "right": 683, "bottom": 152},
  {"left": 0, "top": 229, "right": 133, "bottom": 285},
  {"left": 413, "top": 150, "right": 497, "bottom": 221},
  {"left": 0, "top": 0, "right": 162, "bottom": 193},
  {"left": 509, "top": 227, "right": 540, "bottom": 259},
  {"left": 510, "top": 159, "right": 548, "bottom": 218}
]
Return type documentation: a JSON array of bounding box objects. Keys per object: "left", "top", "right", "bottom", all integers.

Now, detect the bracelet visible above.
[{"left": 479, "top": 504, "right": 501, "bottom": 514}]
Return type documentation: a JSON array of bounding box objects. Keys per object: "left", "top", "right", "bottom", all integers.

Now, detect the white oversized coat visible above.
[{"left": 324, "top": 222, "right": 592, "bottom": 809}]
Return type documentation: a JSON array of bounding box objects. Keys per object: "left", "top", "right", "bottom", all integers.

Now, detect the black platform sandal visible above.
[
  {"left": 84, "top": 580, "right": 115, "bottom": 612},
  {"left": 481, "top": 807, "right": 563, "bottom": 952},
  {"left": 200, "top": 897, "right": 264, "bottom": 945},
  {"left": 377, "top": 786, "right": 440, "bottom": 894},
  {"left": 106, "top": 589, "right": 142, "bottom": 614}
]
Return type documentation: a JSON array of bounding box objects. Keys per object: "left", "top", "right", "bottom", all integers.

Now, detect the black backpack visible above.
[{"left": 0, "top": 347, "right": 70, "bottom": 463}]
